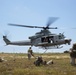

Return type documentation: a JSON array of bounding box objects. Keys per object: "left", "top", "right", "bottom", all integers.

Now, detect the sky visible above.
[{"left": 0, "top": 0, "right": 76, "bottom": 53}]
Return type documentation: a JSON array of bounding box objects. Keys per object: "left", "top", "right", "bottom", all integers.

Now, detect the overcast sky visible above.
[{"left": 0, "top": 0, "right": 76, "bottom": 53}]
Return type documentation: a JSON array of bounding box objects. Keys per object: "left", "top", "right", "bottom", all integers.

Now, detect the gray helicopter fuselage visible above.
[{"left": 28, "top": 29, "right": 71, "bottom": 47}]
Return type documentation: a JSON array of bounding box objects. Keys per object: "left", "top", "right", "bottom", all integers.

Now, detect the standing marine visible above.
[
  {"left": 27, "top": 47, "right": 34, "bottom": 60},
  {"left": 69, "top": 43, "right": 76, "bottom": 65}
]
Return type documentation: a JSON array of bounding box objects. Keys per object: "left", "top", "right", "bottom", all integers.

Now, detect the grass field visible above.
[{"left": 0, "top": 53, "right": 76, "bottom": 75}]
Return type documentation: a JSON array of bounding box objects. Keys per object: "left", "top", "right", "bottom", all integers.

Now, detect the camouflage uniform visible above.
[
  {"left": 70, "top": 47, "right": 76, "bottom": 65},
  {"left": 27, "top": 47, "right": 33, "bottom": 60},
  {"left": 34, "top": 56, "right": 43, "bottom": 66}
]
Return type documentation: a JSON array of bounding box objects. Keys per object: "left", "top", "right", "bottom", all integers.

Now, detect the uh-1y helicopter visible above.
[{"left": 3, "top": 17, "right": 71, "bottom": 49}]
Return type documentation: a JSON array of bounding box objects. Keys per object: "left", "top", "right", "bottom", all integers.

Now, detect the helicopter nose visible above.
[
  {"left": 68, "top": 39, "right": 72, "bottom": 45},
  {"left": 65, "top": 39, "right": 72, "bottom": 45}
]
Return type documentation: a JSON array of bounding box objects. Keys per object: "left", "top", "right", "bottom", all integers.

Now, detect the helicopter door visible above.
[
  {"left": 41, "top": 37, "right": 49, "bottom": 43},
  {"left": 48, "top": 36, "right": 54, "bottom": 43},
  {"left": 41, "top": 36, "right": 54, "bottom": 43},
  {"left": 41, "top": 37, "right": 53, "bottom": 43}
]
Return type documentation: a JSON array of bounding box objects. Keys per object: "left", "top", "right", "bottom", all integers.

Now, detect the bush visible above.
[{"left": 64, "top": 50, "right": 69, "bottom": 53}]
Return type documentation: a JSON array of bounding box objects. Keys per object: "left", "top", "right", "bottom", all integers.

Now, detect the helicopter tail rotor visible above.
[
  {"left": 3, "top": 35, "right": 10, "bottom": 45},
  {"left": 0, "top": 31, "right": 11, "bottom": 45}
]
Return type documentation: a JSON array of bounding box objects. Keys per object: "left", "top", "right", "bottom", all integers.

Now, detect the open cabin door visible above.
[{"left": 41, "top": 36, "right": 54, "bottom": 43}]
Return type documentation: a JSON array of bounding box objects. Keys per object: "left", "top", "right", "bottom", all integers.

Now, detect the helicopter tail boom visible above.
[{"left": 3, "top": 35, "right": 32, "bottom": 46}]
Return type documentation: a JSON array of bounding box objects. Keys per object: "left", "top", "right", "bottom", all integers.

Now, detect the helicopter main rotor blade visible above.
[
  {"left": 8, "top": 23, "right": 44, "bottom": 28},
  {"left": 8, "top": 23, "right": 58, "bottom": 29},
  {"left": 8, "top": 17, "right": 59, "bottom": 30},
  {"left": 57, "top": 27, "right": 76, "bottom": 29},
  {"left": 46, "top": 17, "right": 59, "bottom": 27},
  {"left": 48, "top": 27, "right": 58, "bottom": 29}
]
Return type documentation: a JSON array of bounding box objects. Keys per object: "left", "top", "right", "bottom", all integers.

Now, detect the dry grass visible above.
[{"left": 0, "top": 53, "right": 76, "bottom": 75}]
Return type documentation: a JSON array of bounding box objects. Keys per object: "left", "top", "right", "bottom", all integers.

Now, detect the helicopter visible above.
[{"left": 3, "top": 17, "right": 71, "bottom": 49}]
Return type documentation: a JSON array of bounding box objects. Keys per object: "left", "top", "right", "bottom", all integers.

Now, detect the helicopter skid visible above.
[{"left": 39, "top": 46, "right": 63, "bottom": 49}]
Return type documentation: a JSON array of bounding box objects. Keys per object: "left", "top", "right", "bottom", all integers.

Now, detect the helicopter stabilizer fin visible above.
[{"left": 3, "top": 36, "right": 10, "bottom": 45}]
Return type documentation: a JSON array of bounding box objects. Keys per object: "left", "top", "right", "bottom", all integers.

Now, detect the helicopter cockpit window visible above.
[{"left": 59, "top": 35, "right": 62, "bottom": 39}]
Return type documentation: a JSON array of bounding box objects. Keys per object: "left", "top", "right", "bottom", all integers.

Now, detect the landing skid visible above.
[
  {"left": 57, "top": 46, "right": 63, "bottom": 49},
  {"left": 40, "top": 45, "right": 63, "bottom": 49}
]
